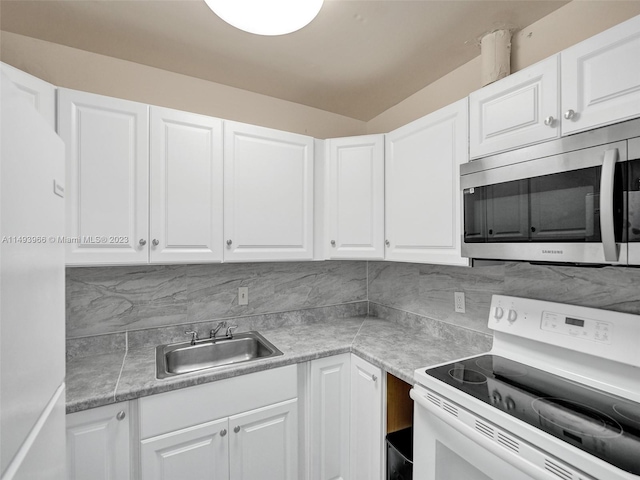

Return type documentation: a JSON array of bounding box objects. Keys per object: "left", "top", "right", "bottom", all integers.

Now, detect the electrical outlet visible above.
[
  {"left": 454, "top": 292, "right": 465, "bottom": 313},
  {"left": 238, "top": 287, "right": 249, "bottom": 306}
]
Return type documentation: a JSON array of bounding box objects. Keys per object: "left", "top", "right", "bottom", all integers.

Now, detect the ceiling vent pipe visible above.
[{"left": 480, "top": 29, "right": 512, "bottom": 87}]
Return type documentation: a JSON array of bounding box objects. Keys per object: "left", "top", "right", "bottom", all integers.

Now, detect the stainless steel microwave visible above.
[{"left": 461, "top": 118, "right": 640, "bottom": 265}]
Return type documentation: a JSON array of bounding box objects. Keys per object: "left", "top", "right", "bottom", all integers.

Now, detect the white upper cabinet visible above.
[
  {"left": 469, "top": 55, "right": 559, "bottom": 159},
  {"left": 150, "top": 107, "right": 223, "bottom": 264},
  {"left": 223, "top": 121, "right": 314, "bottom": 262},
  {"left": 326, "top": 135, "right": 385, "bottom": 260},
  {"left": 561, "top": 14, "right": 640, "bottom": 135},
  {"left": 385, "top": 98, "right": 469, "bottom": 266},
  {"left": 58, "top": 88, "right": 149, "bottom": 265},
  {"left": 1, "top": 62, "right": 56, "bottom": 128}
]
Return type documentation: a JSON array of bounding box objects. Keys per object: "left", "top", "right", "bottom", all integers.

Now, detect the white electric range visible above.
[{"left": 411, "top": 295, "right": 640, "bottom": 480}]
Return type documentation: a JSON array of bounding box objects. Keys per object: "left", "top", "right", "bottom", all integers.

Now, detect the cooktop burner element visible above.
[
  {"left": 448, "top": 366, "right": 487, "bottom": 384},
  {"left": 532, "top": 397, "right": 623, "bottom": 438},
  {"left": 426, "top": 354, "right": 640, "bottom": 475}
]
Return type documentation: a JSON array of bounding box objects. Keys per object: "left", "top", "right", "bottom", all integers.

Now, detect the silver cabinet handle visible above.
[
  {"left": 543, "top": 116, "right": 555, "bottom": 126},
  {"left": 330, "top": 240, "right": 336, "bottom": 247},
  {"left": 220, "top": 429, "right": 227, "bottom": 437},
  {"left": 385, "top": 240, "right": 390, "bottom": 247},
  {"left": 152, "top": 239, "right": 159, "bottom": 246},
  {"left": 234, "top": 426, "right": 241, "bottom": 433},
  {"left": 564, "top": 109, "right": 576, "bottom": 120},
  {"left": 227, "top": 239, "right": 233, "bottom": 246},
  {"left": 139, "top": 239, "right": 147, "bottom": 246},
  {"left": 372, "top": 374, "right": 378, "bottom": 382},
  {"left": 600, "top": 148, "right": 620, "bottom": 262},
  {"left": 116, "top": 411, "right": 126, "bottom": 421}
]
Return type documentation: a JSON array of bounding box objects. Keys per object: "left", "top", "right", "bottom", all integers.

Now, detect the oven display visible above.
[{"left": 565, "top": 317, "right": 585, "bottom": 327}]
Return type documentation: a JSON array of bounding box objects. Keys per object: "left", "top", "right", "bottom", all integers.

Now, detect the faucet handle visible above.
[
  {"left": 185, "top": 330, "right": 199, "bottom": 345},
  {"left": 226, "top": 325, "right": 239, "bottom": 338}
]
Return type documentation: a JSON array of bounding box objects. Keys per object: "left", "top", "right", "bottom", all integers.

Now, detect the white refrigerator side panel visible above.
[{"left": 0, "top": 73, "right": 66, "bottom": 476}]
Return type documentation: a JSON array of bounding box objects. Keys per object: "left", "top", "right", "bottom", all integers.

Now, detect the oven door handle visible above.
[
  {"left": 600, "top": 148, "right": 619, "bottom": 262},
  {"left": 410, "top": 388, "right": 569, "bottom": 480}
]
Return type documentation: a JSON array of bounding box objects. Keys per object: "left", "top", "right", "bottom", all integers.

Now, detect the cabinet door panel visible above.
[
  {"left": 385, "top": 98, "right": 469, "bottom": 265},
  {"left": 140, "top": 417, "right": 229, "bottom": 480},
  {"left": 1, "top": 62, "right": 56, "bottom": 128},
  {"left": 150, "top": 107, "right": 223, "bottom": 263},
  {"left": 66, "top": 402, "right": 130, "bottom": 480},
  {"left": 561, "top": 15, "right": 640, "bottom": 135},
  {"left": 350, "top": 355, "right": 382, "bottom": 480},
  {"left": 327, "top": 135, "right": 384, "bottom": 259},
  {"left": 470, "top": 55, "right": 559, "bottom": 158},
  {"left": 229, "top": 398, "right": 298, "bottom": 480},
  {"left": 309, "top": 354, "right": 351, "bottom": 480},
  {"left": 58, "top": 89, "right": 149, "bottom": 265},
  {"left": 224, "top": 122, "right": 313, "bottom": 261}
]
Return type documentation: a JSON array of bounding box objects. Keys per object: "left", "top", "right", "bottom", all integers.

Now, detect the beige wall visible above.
[
  {"left": 0, "top": 31, "right": 366, "bottom": 139},
  {"left": 366, "top": 1, "right": 640, "bottom": 134}
]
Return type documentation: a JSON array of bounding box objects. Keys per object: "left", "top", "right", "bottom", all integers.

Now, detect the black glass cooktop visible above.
[{"left": 426, "top": 354, "right": 640, "bottom": 475}]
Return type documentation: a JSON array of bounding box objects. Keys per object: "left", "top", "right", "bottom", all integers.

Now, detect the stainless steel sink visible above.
[{"left": 156, "top": 331, "right": 283, "bottom": 379}]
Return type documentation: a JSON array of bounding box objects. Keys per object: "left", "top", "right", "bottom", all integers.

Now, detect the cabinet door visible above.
[
  {"left": 140, "top": 417, "right": 229, "bottom": 480},
  {"left": 469, "top": 55, "right": 559, "bottom": 159},
  {"left": 150, "top": 107, "right": 223, "bottom": 264},
  {"left": 561, "top": 14, "right": 640, "bottom": 135},
  {"left": 66, "top": 402, "right": 130, "bottom": 480},
  {"left": 58, "top": 89, "right": 149, "bottom": 265},
  {"left": 385, "top": 98, "right": 469, "bottom": 265},
  {"left": 224, "top": 121, "right": 314, "bottom": 261},
  {"left": 326, "top": 135, "right": 384, "bottom": 260},
  {"left": 350, "top": 355, "right": 383, "bottom": 480},
  {"left": 229, "top": 398, "right": 298, "bottom": 480},
  {"left": 309, "top": 354, "right": 351, "bottom": 480},
  {"left": 1, "top": 62, "right": 56, "bottom": 128}
]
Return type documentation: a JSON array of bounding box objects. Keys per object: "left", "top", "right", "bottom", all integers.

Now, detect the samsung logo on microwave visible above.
[{"left": 542, "top": 249, "right": 564, "bottom": 255}]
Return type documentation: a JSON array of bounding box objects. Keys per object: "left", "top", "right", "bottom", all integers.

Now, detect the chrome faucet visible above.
[
  {"left": 210, "top": 321, "right": 228, "bottom": 339},
  {"left": 185, "top": 330, "right": 199, "bottom": 345}
]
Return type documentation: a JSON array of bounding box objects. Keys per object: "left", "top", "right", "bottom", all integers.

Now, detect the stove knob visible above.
[
  {"left": 505, "top": 397, "right": 516, "bottom": 411},
  {"left": 507, "top": 309, "right": 518, "bottom": 323},
  {"left": 494, "top": 307, "right": 504, "bottom": 321},
  {"left": 491, "top": 390, "right": 502, "bottom": 405}
]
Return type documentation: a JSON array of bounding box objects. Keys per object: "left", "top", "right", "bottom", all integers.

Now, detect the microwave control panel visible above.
[{"left": 540, "top": 312, "right": 613, "bottom": 344}]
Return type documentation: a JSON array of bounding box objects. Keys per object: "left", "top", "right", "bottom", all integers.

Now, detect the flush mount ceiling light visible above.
[{"left": 204, "top": 0, "right": 324, "bottom": 36}]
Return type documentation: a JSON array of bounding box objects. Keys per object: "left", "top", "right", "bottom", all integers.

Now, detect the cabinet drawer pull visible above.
[
  {"left": 220, "top": 429, "right": 227, "bottom": 437},
  {"left": 152, "top": 239, "right": 159, "bottom": 246},
  {"left": 564, "top": 109, "right": 576, "bottom": 120},
  {"left": 372, "top": 374, "right": 378, "bottom": 382},
  {"left": 544, "top": 116, "right": 555, "bottom": 126},
  {"left": 139, "top": 239, "right": 147, "bottom": 246},
  {"left": 227, "top": 239, "right": 233, "bottom": 246},
  {"left": 234, "top": 426, "right": 241, "bottom": 433},
  {"left": 331, "top": 240, "right": 336, "bottom": 247},
  {"left": 116, "top": 411, "right": 126, "bottom": 421},
  {"left": 385, "top": 240, "right": 390, "bottom": 247}
]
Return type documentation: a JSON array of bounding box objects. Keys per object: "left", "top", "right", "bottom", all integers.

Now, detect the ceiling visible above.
[{"left": 0, "top": 0, "right": 569, "bottom": 121}]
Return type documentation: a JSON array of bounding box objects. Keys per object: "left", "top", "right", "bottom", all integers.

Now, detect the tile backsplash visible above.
[
  {"left": 368, "top": 261, "right": 640, "bottom": 335},
  {"left": 66, "top": 261, "right": 367, "bottom": 338}
]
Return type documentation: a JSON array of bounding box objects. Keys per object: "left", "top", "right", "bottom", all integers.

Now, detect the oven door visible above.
[
  {"left": 462, "top": 141, "right": 628, "bottom": 264},
  {"left": 411, "top": 385, "right": 594, "bottom": 480},
  {"left": 628, "top": 137, "right": 640, "bottom": 265}
]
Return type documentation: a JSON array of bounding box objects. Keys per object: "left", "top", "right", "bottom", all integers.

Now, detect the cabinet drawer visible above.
[{"left": 139, "top": 364, "right": 297, "bottom": 439}]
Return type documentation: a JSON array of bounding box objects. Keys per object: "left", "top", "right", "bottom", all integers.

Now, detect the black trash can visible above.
[{"left": 386, "top": 427, "right": 413, "bottom": 480}]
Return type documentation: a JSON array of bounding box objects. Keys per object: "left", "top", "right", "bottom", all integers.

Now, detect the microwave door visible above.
[{"left": 627, "top": 139, "right": 640, "bottom": 265}]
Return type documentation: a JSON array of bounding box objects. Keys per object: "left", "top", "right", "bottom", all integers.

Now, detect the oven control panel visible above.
[
  {"left": 487, "top": 295, "right": 640, "bottom": 367},
  {"left": 540, "top": 311, "right": 613, "bottom": 344}
]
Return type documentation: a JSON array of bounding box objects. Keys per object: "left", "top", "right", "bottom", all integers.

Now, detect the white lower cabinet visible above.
[
  {"left": 308, "top": 354, "right": 351, "bottom": 480},
  {"left": 350, "top": 354, "right": 383, "bottom": 480},
  {"left": 229, "top": 399, "right": 298, "bottom": 480},
  {"left": 139, "top": 365, "right": 298, "bottom": 480},
  {"left": 141, "top": 417, "right": 229, "bottom": 480},
  {"left": 66, "top": 402, "right": 131, "bottom": 480}
]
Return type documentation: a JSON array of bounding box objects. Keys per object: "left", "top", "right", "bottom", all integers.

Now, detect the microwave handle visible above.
[{"left": 600, "top": 148, "right": 619, "bottom": 262}]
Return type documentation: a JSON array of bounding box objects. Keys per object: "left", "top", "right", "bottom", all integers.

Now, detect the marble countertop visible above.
[{"left": 66, "top": 316, "right": 491, "bottom": 414}]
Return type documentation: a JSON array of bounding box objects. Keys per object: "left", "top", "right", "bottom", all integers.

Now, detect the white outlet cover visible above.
[{"left": 238, "top": 287, "right": 249, "bottom": 306}]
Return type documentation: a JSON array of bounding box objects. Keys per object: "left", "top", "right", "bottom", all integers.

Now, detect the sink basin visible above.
[{"left": 156, "top": 331, "right": 283, "bottom": 379}]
